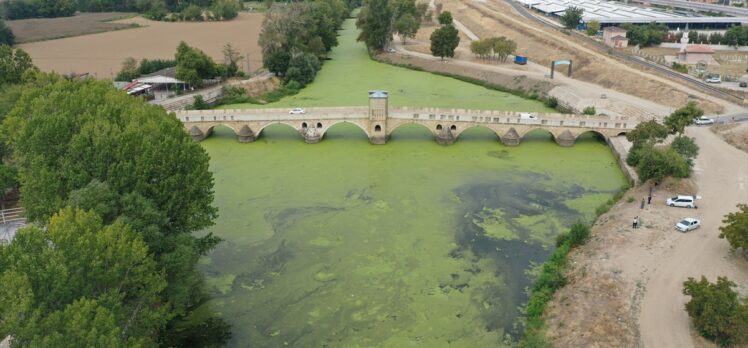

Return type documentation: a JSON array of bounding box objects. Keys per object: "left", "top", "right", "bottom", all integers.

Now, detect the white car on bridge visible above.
[{"left": 289, "top": 108, "right": 306, "bottom": 115}]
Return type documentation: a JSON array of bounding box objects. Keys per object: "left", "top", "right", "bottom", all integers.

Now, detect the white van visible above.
[
  {"left": 666, "top": 195, "right": 698, "bottom": 209},
  {"left": 519, "top": 112, "right": 537, "bottom": 120}
]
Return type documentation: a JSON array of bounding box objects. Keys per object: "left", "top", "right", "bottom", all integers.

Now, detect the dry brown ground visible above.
[
  {"left": 639, "top": 47, "right": 748, "bottom": 78},
  {"left": 6, "top": 12, "right": 138, "bottom": 43},
  {"left": 710, "top": 123, "right": 748, "bottom": 153},
  {"left": 439, "top": 0, "right": 725, "bottom": 114},
  {"left": 18, "top": 12, "right": 264, "bottom": 79}
]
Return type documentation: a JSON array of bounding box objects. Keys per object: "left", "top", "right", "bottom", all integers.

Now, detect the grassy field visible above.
[
  {"left": 7, "top": 12, "right": 139, "bottom": 43},
  {"left": 221, "top": 18, "right": 553, "bottom": 111}
]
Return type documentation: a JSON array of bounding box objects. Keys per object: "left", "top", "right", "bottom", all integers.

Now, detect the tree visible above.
[
  {"left": 470, "top": 39, "right": 491, "bottom": 59},
  {"left": 709, "top": 32, "right": 724, "bottom": 45},
  {"left": 0, "top": 19, "right": 14, "bottom": 46},
  {"left": 437, "top": 10, "right": 452, "bottom": 25},
  {"left": 665, "top": 101, "right": 702, "bottom": 135},
  {"left": 688, "top": 30, "right": 699, "bottom": 44},
  {"left": 356, "top": 0, "right": 393, "bottom": 51},
  {"left": 683, "top": 276, "right": 748, "bottom": 347},
  {"left": 395, "top": 14, "right": 419, "bottom": 43},
  {"left": 560, "top": 6, "right": 583, "bottom": 29},
  {"left": 0, "top": 208, "right": 170, "bottom": 347},
  {"left": 2, "top": 73, "right": 220, "bottom": 331},
  {"left": 175, "top": 41, "right": 217, "bottom": 85},
  {"left": 181, "top": 4, "right": 203, "bottom": 21},
  {"left": 636, "top": 145, "right": 690, "bottom": 183},
  {"left": 586, "top": 20, "right": 600, "bottom": 36},
  {"left": 430, "top": 24, "right": 459, "bottom": 60},
  {"left": 719, "top": 204, "right": 748, "bottom": 252},
  {"left": 490, "top": 36, "right": 516, "bottom": 62},
  {"left": 285, "top": 52, "right": 320, "bottom": 87},
  {"left": 0, "top": 45, "right": 35, "bottom": 85},
  {"left": 212, "top": 0, "right": 239, "bottom": 20},
  {"left": 264, "top": 48, "right": 291, "bottom": 76},
  {"left": 115, "top": 57, "right": 140, "bottom": 81},
  {"left": 192, "top": 95, "right": 210, "bottom": 109},
  {"left": 670, "top": 135, "right": 699, "bottom": 166},
  {"left": 583, "top": 106, "right": 596, "bottom": 115},
  {"left": 623, "top": 23, "right": 668, "bottom": 47},
  {"left": 222, "top": 43, "right": 244, "bottom": 77},
  {"left": 625, "top": 119, "right": 669, "bottom": 147}
]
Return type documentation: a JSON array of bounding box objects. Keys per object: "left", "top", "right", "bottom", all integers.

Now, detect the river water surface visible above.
[{"left": 195, "top": 124, "right": 627, "bottom": 347}]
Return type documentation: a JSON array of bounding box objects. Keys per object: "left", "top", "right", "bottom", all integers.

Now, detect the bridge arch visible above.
[
  {"left": 319, "top": 120, "right": 370, "bottom": 139},
  {"left": 452, "top": 124, "right": 501, "bottom": 142},
  {"left": 518, "top": 127, "right": 557, "bottom": 141},
  {"left": 256, "top": 122, "right": 302, "bottom": 140},
  {"left": 386, "top": 121, "right": 436, "bottom": 141},
  {"left": 575, "top": 130, "right": 608, "bottom": 142}
]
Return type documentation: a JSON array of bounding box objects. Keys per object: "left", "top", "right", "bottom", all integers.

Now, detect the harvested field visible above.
[
  {"left": 6, "top": 12, "right": 139, "bottom": 43},
  {"left": 18, "top": 13, "right": 264, "bottom": 79},
  {"left": 439, "top": 0, "right": 725, "bottom": 114}
]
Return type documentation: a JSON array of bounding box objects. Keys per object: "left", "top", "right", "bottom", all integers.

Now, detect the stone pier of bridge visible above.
[{"left": 176, "top": 91, "right": 634, "bottom": 147}]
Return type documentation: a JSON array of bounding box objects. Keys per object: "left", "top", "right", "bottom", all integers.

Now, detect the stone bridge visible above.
[{"left": 175, "top": 91, "right": 635, "bottom": 146}]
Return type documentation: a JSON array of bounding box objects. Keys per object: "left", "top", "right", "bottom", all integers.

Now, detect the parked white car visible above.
[
  {"left": 675, "top": 218, "right": 701, "bottom": 232},
  {"left": 694, "top": 116, "right": 714, "bottom": 125},
  {"left": 519, "top": 112, "right": 537, "bottom": 120},
  {"left": 666, "top": 195, "right": 698, "bottom": 208},
  {"left": 289, "top": 108, "right": 305, "bottom": 115},
  {"left": 705, "top": 75, "right": 721, "bottom": 84}
]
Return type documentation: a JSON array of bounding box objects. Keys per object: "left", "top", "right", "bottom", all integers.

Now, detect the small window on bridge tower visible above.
[{"left": 375, "top": 125, "right": 382, "bottom": 132}]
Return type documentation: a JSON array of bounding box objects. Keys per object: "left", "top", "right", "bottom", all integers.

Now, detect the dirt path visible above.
[{"left": 639, "top": 126, "right": 748, "bottom": 348}]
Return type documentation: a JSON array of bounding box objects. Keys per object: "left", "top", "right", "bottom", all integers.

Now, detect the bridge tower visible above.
[{"left": 368, "top": 90, "right": 388, "bottom": 144}]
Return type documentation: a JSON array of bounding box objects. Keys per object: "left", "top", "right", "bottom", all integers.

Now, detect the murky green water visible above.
[{"left": 195, "top": 124, "right": 626, "bottom": 347}]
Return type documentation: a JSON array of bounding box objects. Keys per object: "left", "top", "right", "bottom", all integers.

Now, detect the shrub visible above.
[
  {"left": 719, "top": 204, "right": 748, "bottom": 252},
  {"left": 583, "top": 106, "right": 596, "bottom": 115},
  {"left": 212, "top": 0, "right": 239, "bottom": 20},
  {"left": 683, "top": 276, "right": 748, "bottom": 347},
  {"left": 181, "top": 4, "right": 203, "bottom": 21},
  {"left": 544, "top": 96, "right": 559, "bottom": 108},
  {"left": 567, "top": 222, "right": 591, "bottom": 248},
  {"left": 672, "top": 62, "right": 688, "bottom": 73},
  {"left": 192, "top": 95, "right": 210, "bottom": 110},
  {"left": 637, "top": 145, "right": 690, "bottom": 183}
]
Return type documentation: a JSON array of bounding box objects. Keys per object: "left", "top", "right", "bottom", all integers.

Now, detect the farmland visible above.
[
  {"left": 18, "top": 12, "right": 263, "bottom": 79},
  {"left": 6, "top": 12, "right": 138, "bottom": 43}
]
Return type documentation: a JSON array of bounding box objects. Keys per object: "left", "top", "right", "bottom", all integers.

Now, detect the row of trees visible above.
[
  {"left": 145, "top": 0, "right": 240, "bottom": 21},
  {"left": 469, "top": 36, "right": 517, "bottom": 62},
  {"left": 625, "top": 102, "right": 702, "bottom": 183},
  {"left": 357, "top": 0, "right": 428, "bottom": 51},
  {"left": 0, "top": 0, "right": 240, "bottom": 21},
  {"left": 623, "top": 23, "right": 669, "bottom": 47},
  {"left": 260, "top": 0, "right": 349, "bottom": 88},
  {"left": 0, "top": 46, "right": 230, "bottom": 346},
  {"left": 115, "top": 58, "right": 176, "bottom": 82},
  {"left": 679, "top": 27, "right": 748, "bottom": 46}
]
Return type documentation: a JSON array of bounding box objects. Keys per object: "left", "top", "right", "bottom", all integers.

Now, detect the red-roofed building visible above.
[
  {"left": 603, "top": 27, "right": 628, "bottom": 48},
  {"left": 678, "top": 44, "right": 716, "bottom": 64}
]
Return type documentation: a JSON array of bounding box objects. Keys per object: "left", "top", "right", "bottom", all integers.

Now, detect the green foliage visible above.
[
  {"left": 670, "top": 135, "right": 699, "bottom": 165},
  {"left": 437, "top": 11, "right": 452, "bottom": 26},
  {"left": 264, "top": 49, "right": 291, "bottom": 76},
  {"left": 683, "top": 276, "right": 748, "bottom": 347},
  {"left": 0, "top": 164, "right": 17, "bottom": 193},
  {"left": 1, "top": 0, "right": 76, "bottom": 19},
  {"left": 623, "top": 23, "right": 668, "bottom": 47},
  {"left": 430, "top": 24, "right": 460, "bottom": 60},
  {"left": 395, "top": 14, "right": 418, "bottom": 43},
  {"left": 115, "top": 57, "right": 140, "bottom": 82},
  {"left": 0, "top": 208, "right": 170, "bottom": 347},
  {"left": 0, "top": 45, "right": 35, "bottom": 85},
  {"left": 544, "top": 96, "right": 558, "bottom": 108},
  {"left": 0, "top": 19, "right": 14, "bottom": 45},
  {"left": 719, "top": 204, "right": 748, "bottom": 252},
  {"left": 285, "top": 52, "right": 321, "bottom": 87},
  {"left": 586, "top": 20, "right": 600, "bottom": 36},
  {"left": 176, "top": 41, "right": 217, "bottom": 85},
  {"left": 626, "top": 119, "right": 669, "bottom": 147},
  {"left": 582, "top": 106, "right": 596, "bottom": 115},
  {"left": 560, "top": 6, "right": 583, "bottom": 29},
  {"left": 356, "top": 0, "right": 393, "bottom": 51},
  {"left": 181, "top": 4, "right": 203, "bottom": 20},
  {"left": 689, "top": 30, "right": 699, "bottom": 44},
  {"left": 636, "top": 145, "right": 690, "bottom": 183},
  {"left": 138, "top": 58, "right": 176, "bottom": 75},
  {"left": 192, "top": 95, "right": 211, "bottom": 110},
  {"left": 672, "top": 62, "right": 688, "bottom": 73},
  {"left": 723, "top": 25, "right": 748, "bottom": 46},
  {"left": 489, "top": 36, "right": 517, "bottom": 62},
  {"left": 2, "top": 74, "right": 219, "bottom": 326},
  {"left": 665, "top": 101, "right": 702, "bottom": 135},
  {"left": 212, "top": 0, "right": 239, "bottom": 20}
]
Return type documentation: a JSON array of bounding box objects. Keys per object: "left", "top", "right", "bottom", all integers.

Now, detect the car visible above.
[
  {"left": 740, "top": 81, "right": 747, "bottom": 88},
  {"left": 666, "top": 195, "right": 698, "bottom": 208},
  {"left": 694, "top": 116, "right": 714, "bottom": 125},
  {"left": 705, "top": 75, "right": 721, "bottom": 84},
  {"left": 675, "top": 218, "right": 701, "bottom": 232},
  {"left": 289, "top": 108, "right": 305, "bottom": 115},
  {"left": 519, "top": 112, "right": 537, "bottom": 120},
  {"left": 388, "top": 48, "right": 397, "bottom": 53}
]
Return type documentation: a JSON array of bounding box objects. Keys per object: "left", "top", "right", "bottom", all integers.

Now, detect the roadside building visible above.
[
  {"left": 677, "top": 44, "right": 716, "bottom": 64},
  {"left": 603, "top": 27, "right": 629, "bottom": 48}
]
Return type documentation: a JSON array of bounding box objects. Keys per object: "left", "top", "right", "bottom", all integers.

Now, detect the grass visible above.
[{"left": 220, "top": 19, "right": 553, "bottom": 112}]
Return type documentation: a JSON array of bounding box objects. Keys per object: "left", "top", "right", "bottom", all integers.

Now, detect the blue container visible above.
[{"left": 514, "top": 55, "right": 528, "bottom": 65}]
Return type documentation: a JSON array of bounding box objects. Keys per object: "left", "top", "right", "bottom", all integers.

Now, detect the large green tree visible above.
[
  {"left": 560, "top": 6, "right": 583, "bottom": 29},
  {"left": 0, "top": 45, "right": 35, "bottom": 85},
  {"left": 395, "top": 14, "right": 419, "bottom": 43},
  {"left": 683, "top": 276, "right": 748, "bottom": 347},
  {"left": 2, "top": 73, "right": 219, "bottom": 322},
  {"left": 356, "top": 0, "right": 393, "bottom": 51},
  {"left": 175, "top": 41, "right": 217, "bottom": 85},
  {"left": 719, "top": 204, "right": 748, "bottom": 252},
  {"left": 0, "top": 19, "right": 14, "bottom": 46},
  {"left": 430, "top": 23, "right": 460, "bottom": 60},
  {"left": 665, "top": 101, "right": 702, "bottom": 135},
  {"left": 0, "top": 208, "right": 169, "bottom": 347}
]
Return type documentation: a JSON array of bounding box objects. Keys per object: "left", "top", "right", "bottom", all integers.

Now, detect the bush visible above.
[
  {"left": 567, "top": 222, "right": 591, "bottom": 248},
  {"left": 192, "top": 95, "right": 210, "bottom": 110},
  {"left": 672, "top": 62, "right": 688, "bottom": 73},
  {"left": 583, "top": 106, "right": 596, "bottom": 115},
  {"left": 212, "top": 0, "right": 239, "bottom": 20},
  {"left": 637, "top": 145, "right": 690, "bottom": 183},
  {"left": 181, "top": 4, "right": 203, "bottom": 21},
  {"left": 683, "top": 276, "right": 748, "bottom": 347},
  {"left": 544, "top": 96, "right": 559, "bottom": 108},
  {"left": 0, "top": 19, "right": 14, "bottom": 46}
]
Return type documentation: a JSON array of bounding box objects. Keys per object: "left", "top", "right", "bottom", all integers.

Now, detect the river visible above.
[{"left": 194, "top": 124, "right": 627, "bottom": 347}]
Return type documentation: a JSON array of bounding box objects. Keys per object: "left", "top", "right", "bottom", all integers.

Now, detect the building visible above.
[
  {"left": 603, "top": 27, "right": 629, "bottom": 48},
  {"left": 677, "top": 44, "right": 716, "bottom": 64}
]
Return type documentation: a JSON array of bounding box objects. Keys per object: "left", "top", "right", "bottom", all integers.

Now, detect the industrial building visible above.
[{"left": 515, "top": 0, "right": 748, "bottom": 29}]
